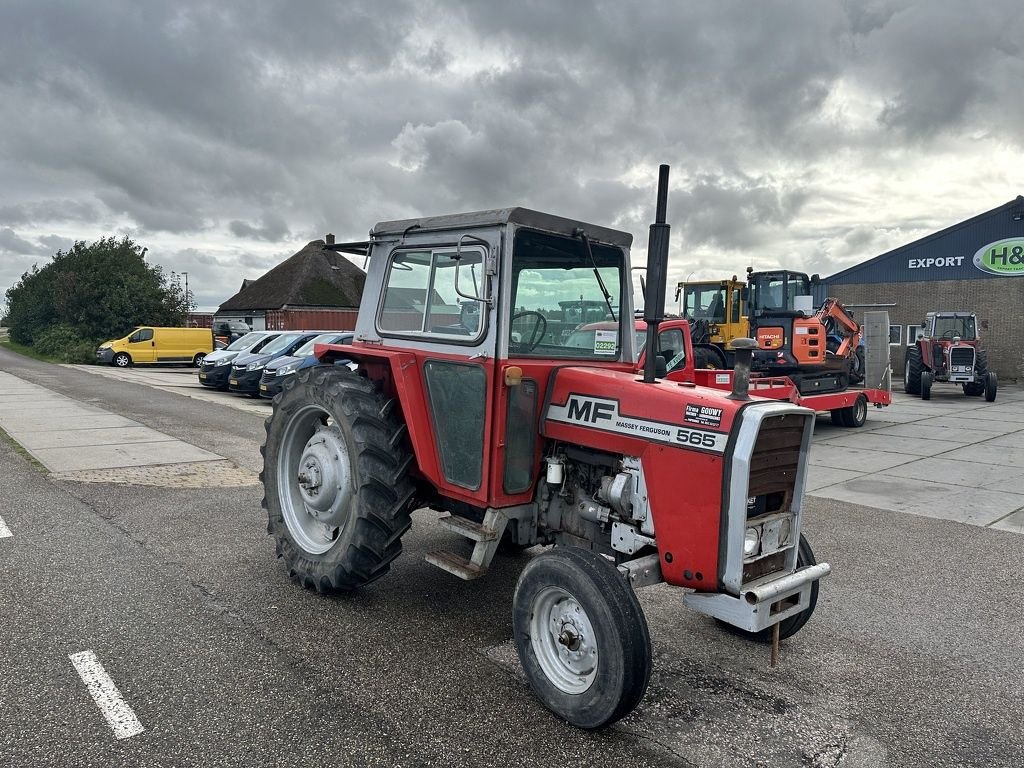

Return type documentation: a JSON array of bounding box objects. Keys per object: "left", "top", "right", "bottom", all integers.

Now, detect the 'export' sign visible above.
[{"left": 974, "top": 238, "right": 1024, "bottom": 276}]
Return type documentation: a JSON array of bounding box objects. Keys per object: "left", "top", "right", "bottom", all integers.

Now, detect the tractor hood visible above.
[{"left": 541, "top": 367, "right": 750, "bottom": 456}]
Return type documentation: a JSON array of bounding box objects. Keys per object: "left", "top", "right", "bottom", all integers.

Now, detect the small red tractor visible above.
[
  {"left": 261, "top": 166, "right": 830, "bottom": 728},
  {"left": 903, "top": 311, "right": 997, "bottom": 401},
  {"left": 745, "top": 268, "right": 864, "bottom": 394}
]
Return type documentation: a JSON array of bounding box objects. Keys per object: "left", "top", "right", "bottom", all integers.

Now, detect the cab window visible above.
[
  {"left": 129, "top": 329, "right": 153, "bottom": 343},
  {"left": 378, "top": 248, "right": 487, "bottom": 342},
  {"left": 508, "top": 229, "right": 625, "bottom": 358}
]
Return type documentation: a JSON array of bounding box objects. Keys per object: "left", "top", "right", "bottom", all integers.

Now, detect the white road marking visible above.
[
  {"left": 0, "top": 514, "right": 11, "bottom": 538},
  {"left": 68, "top": 650, "right": 145, "bottom": 740}
]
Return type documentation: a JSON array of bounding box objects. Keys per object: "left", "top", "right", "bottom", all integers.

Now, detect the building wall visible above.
[
  {"left": 829, "top": 278, "right": 1024, "bottom": 383},
  {"left": 265, "top": 308, "right": 358, "bottom": 331}
]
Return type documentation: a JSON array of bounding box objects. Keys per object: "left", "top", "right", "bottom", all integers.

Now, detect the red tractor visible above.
[
  {"left": 261, "top": 167, "right": 830, "bottom": 728},
  {"left": 903, "top": 312, "right": 997, "bottom": 401}
]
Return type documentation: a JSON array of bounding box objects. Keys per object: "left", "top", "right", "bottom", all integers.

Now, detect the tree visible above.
[{"left": 4, "top": 236, "right": 188, "bottom": 345}]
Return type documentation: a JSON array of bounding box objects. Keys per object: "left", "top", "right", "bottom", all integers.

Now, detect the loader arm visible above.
[{"left": 816, "top": 298, "right": 861, "bottom": 359}]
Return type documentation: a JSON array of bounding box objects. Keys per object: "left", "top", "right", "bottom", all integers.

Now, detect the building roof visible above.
[
  {"left": 218, "top": 240, "right": 366, "bottom": 312},
  {"left": 825, "top": 196, "right": 1024, "bottom": 284}
]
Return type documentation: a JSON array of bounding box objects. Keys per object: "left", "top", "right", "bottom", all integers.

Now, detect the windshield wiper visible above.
[{"left": 573, "top": 229, "right": 616, "bottom": 323}]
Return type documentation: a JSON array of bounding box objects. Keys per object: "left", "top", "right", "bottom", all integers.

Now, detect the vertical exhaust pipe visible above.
[
  {"left": 643, "top": 165, "right": 671, "bottom": 384},
  {"left": 729, "top": 338, "right": 757, "bottom": 400}
]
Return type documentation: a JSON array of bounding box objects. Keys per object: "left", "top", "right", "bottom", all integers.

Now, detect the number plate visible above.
[
  {"left": 229, "top": 378, "right": 238, "bottom": 386},
  {"left": 199, "top": 373, "right": 206, "bottom": 380},
  {"left": 259, "top": 384, "right": 267, "bottom": 391}
]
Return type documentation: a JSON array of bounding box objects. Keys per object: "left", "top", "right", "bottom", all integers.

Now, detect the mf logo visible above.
[{"left": 566, "top": 396, "right": 616, "bottom": 423}]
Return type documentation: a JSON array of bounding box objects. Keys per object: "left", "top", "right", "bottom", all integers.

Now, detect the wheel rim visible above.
[
  {"left": 276, "top": 404, "right": 354, "bottom": 555},
  {"left": 905, "top": 360, "right": 910, "bottom": 381},
  {"left": 854, "top": 397, "right": 867, "bottom": 423},
  {"left": 529, "top": 585, "right": 598, "bottom": 694},
  {"left": 116, "top": 355, "right": 129, "bottom": 367}
]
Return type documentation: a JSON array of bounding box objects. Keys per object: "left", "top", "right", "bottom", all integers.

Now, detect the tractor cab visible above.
[
  {"left": 746, "top": 269, "right": 816, "bottom": 317},
  {"left": 923, "top": 312, "right": 978, "bottom": 341}
]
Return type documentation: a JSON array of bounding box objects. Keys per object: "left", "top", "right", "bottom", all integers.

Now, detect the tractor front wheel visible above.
[
  {"left": 920, "top": 370, "right": 933, "bottom": 400},
  {"left": 513, "top": 547, "right": 652, "bottom": 729},
  {"left": 262, "top": 366, "right": 416, "bottom": 592},
  {"left": 985, "top": 371, "right": 998, "bottom": 402}
]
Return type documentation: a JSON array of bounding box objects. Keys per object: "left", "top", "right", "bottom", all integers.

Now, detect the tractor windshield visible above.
[
  {"left": 682, "top": 284, "right": 727, "bottom": 322},
  {"left": 509, "top": 229, "right": 626, "bottom": 358},
  {"left": 932, "top": 315, "right": 977, "bottom": 340},
  {"left": 749, "top": 272, "right": 811, "bottom": 314}
]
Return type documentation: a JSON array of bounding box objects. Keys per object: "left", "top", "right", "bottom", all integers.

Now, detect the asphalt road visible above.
[{"left": 1, "top": 347, "right": 1022, "bottom": 767}]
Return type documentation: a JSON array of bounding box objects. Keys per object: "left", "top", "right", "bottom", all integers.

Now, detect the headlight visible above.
[
  {"left": 743, "top": 527, "right": 760, "bottom": 557},
  {"left": 247, "top": 361, "right": 265, "bottom": 371},
  {"left": 215, "top": 358, "right": 232, "bottom": 367},
  {"left": 276, "top": 363, "right": 297, "bottom": 376}
]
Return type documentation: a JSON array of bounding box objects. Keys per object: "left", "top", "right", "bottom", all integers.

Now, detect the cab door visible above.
[
  {"left": 127, "top": 328, "right": 157, "bottom": 363},
  {"left": 375, "top": 239, "right": 496, "bottom": 506}
]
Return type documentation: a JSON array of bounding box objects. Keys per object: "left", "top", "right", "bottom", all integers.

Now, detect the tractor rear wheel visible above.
[
  {"left": 985, "top": 371, "right": 998, "bottom": 402},
  {"left": 717, "top": 534, "right": 820, "bottom": 643},
  {"left": 904, "top": 346, "right": 922, "bottom": 394},
  {"left": 513, "top": 547, "right": 652, "bottom": 729},
  {"left": 262, "top": 366, "right": 416, "bottom": 592},
  {"left": 920, "top": 370, "right": 933, "bottom": 400}
]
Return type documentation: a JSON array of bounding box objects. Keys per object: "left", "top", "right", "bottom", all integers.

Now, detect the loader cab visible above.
[{"left": 747, "top": 270, "right": 815, "bottom": 317}]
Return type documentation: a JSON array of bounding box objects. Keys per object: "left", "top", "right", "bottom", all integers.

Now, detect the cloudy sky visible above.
[{"left": 1, "top": 0, "right": 1022, "bottom": 312}]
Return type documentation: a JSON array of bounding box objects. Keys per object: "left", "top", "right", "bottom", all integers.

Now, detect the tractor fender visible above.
[{"left": 312, "top": 342, "right": 444, "bottom": 490}]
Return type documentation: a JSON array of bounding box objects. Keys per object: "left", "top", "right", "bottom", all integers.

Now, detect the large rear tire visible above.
[
  {"left": 717, "top": 534, "right": 820, "bottom": 643},
  {"left": 262, "top": 366, "right": 416, "bottom": 592},
  {"left": 512, "top": 547, "right": 652, "bottom": 729},
  {"left": 904, "top": 346, "right": 922, "bottom": 394}
]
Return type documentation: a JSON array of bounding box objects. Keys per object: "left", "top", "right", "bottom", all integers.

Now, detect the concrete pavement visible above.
[
  {"left": 0, "top": 371, "right": 254, "bottom": 487},
  {"left": 807, "top": 387, "right": 1024, "bottom": 534}
]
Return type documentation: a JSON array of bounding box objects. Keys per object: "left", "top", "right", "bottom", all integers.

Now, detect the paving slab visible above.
[
  {"left": 813, "top": 431, "right": 970, "bottom": 457},
  {"left": 877, "top": 456, "right": 1024, "bottom": 494},
  {"left": 812, "top": 476, "right": 1022, "bottom": 526},
  {"left": 30, "top": 441, "right": 222, "bottom": 471},
  {"left": 939, "top": 443, "right": 1024, "bottom": 469},
  {"left": 0, "top": 370, "right": 227, "bottom": 475},
  {"left": 804, "top": 465, "right": 865, "bottom": 492},
  {"left": 976, "top": 432, "right": 1024, "bottom": 449},
  {"left": 869, "top": 423, "right": 999, "bottom": 443},
  {"left": 809, "top": 444, "right": 917, "bottom": 473},
  {"left": 6, "top": 426, "right": 175, "bottom": 451},
  {"left": 990, "top": 509, "right": 1024, "bottom": 534}
]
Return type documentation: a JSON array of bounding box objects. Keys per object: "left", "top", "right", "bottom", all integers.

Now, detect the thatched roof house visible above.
[{"left": 217, "top": 240, "right": 365, "bottom": 330}]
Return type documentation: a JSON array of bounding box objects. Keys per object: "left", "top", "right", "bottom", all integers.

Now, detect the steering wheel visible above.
[
  {"left": 511, "top": 311, "right": 548, "bottom": 353},
  {"left": 941, "top": 330, "right": 956, "bottom": 339}
]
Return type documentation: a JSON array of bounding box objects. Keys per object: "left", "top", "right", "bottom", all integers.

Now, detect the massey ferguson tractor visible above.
[
  {"left": 904, "top": 311, "right": 997, "bottom": 401},
  {"left": 261, "top": 166, "right": 830, "bottom": 728}
]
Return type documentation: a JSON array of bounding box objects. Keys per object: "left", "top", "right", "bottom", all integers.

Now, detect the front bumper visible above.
[
  {"left": 258, "top": 371, "right": 289, "bottom": 398},
  {"left": 96, "top": 348, "right": 113, "bottom": 364},
  {"left": 198, "top": 364, "right": 232, "bottom": 389},
  {"left": 228, "top": 368, "right": 263, "bottom": 394},
  {"left": 682, "top": 562, "right": 831, "bottom": 632}
]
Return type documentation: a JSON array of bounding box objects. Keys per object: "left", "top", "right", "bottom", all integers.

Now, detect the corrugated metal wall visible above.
[{"left": 265, "top": 308, "right": 359, "bottom": 331}]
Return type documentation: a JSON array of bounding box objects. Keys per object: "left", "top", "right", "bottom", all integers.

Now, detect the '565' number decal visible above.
[{"left": 676, "top": 428, "right": 719, "bottom": 449}]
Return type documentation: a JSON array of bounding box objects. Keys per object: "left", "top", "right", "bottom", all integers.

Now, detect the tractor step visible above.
[
  {"left": 424, "top": 550, "right": 488, "bottom": 580},
  {"left": 436, "top": 514, "right": 497, "bottom": 542}
]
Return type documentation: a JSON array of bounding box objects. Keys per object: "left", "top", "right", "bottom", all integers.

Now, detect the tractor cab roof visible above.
[
  {"left": 371, "top": 207, "right": 633, "bottom": 248},
  {"left": 927, "top": 311, "right": 977, "bottom": 318}
]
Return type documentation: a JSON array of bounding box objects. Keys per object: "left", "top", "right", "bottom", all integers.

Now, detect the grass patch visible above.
[
  {"left": 0, "top": 424, "right": 47, "bottom": 474},
  {"left": 0, "top": 338, "right": 63, "bottom": 364}
]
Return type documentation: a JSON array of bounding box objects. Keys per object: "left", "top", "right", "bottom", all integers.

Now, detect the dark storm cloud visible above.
[{"left": 1, "top": 0, "right": 1022, "bottom": 309}]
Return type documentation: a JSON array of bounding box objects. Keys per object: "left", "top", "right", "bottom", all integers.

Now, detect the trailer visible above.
[{"left": 640, "top": 318, "right": 890, "bottom": 427}]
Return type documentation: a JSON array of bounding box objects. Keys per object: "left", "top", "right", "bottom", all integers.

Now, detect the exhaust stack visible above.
[
  {"left": 642, "top": 165, "right": 671, "bottom": 384},
  {"left": 729, "top": 338, "right": 758, "bottom": 400}
]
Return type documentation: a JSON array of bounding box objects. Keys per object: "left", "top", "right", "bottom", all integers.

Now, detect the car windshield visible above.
[
  {"left": 294, "top": 334, "right": 347, "bottom": 357},
  {"left": 226, "top": 333, "right": 264, "bottom": 351},
  {"left": 508, "top": 229, "right": 627, "bottom": 358},
  {"left": 258, "top": 333, "right": 302, "bottom": 355}
]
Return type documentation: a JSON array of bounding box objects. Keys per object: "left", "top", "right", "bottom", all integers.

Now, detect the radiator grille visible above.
[{"left": 950, "top": 347, "right": 975, "bottom": 368}]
